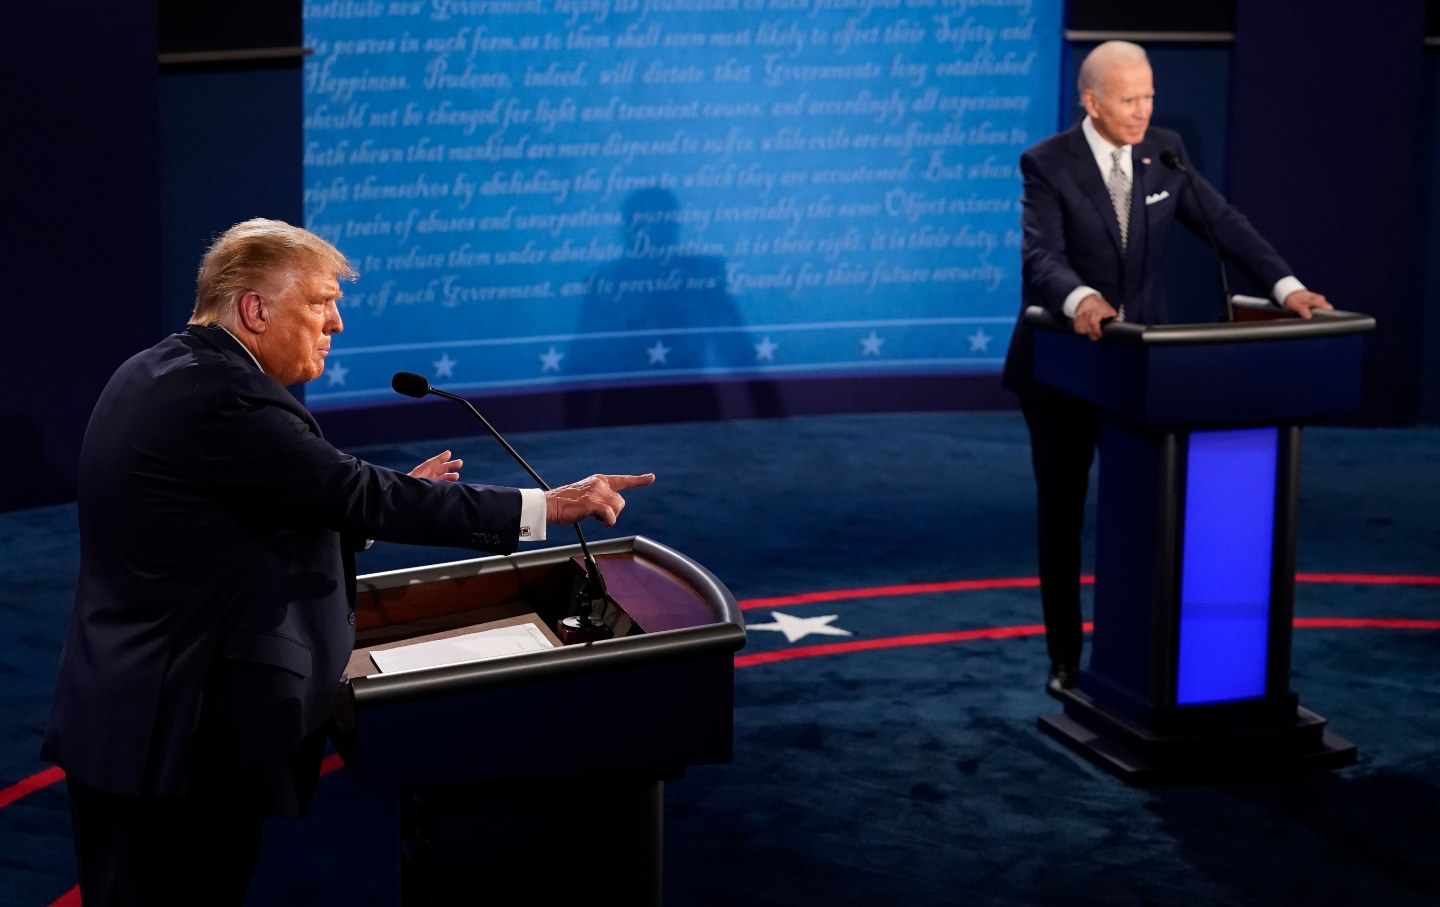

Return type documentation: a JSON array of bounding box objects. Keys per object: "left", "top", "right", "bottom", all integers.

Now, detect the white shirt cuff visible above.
[
  {"left": 1271, "top": 276, "right": 1305, "bottom": 306},
  {"left": 518, "top": 488, "right": 546, "bottom": 542},
  {"left": 1063, "top": 286, "right": 1099, "bottom": 319}
]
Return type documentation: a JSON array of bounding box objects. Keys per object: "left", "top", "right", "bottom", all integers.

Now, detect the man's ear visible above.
[{"left": 236, "top": 291, "right": 267, "bottom": 334}]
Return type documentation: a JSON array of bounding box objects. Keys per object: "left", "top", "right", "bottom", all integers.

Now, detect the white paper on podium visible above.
[{"left": 369, "top": 622, "right": 555, "bottom": 674}]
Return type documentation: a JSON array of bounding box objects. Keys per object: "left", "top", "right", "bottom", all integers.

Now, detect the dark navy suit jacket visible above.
[
  {"left": 43, "top": 326, "right": 522, "bottom": 815},
  {"left": 1003, "top": 123, "right": 1294, "bottom": 399}
]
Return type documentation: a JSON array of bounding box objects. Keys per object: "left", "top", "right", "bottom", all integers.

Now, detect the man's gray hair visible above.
[{"left": 1077, "top": 40, "right": 1149, "bottom": 98}]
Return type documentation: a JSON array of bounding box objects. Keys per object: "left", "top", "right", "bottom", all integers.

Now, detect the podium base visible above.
[{"left": 1040, "top": 687, "right": 1357, "bottom": 785}]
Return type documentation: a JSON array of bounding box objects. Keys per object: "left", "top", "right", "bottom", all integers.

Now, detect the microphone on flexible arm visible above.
[
  {"left": 1160, "top": 149, "right": 1234, "bottom": 323},
  {"left": 390, "top": 371, "right": 612, "bottom": 643}
]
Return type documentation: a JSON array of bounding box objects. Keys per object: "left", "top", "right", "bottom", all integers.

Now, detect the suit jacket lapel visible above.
[
  {"left": 1065, "top": 126, "right": 1126, "bottom": 254},
  {"left": 1126, "top": 141, "right": 1158, "bottom": 319},
  {"left": 1130, "top": 140, "right": 1157, "bottom": 241}
]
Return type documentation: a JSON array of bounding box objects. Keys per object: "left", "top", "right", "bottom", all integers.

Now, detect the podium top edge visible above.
[
  {"left": 355, "top": 535, "right": 645, "bottom": 590},
  {"left": 354, "top": 535, "right": 738, "bottom": 617},
  {"left": 1023, "top": 306, "right": 1375, "bottom": 345}
]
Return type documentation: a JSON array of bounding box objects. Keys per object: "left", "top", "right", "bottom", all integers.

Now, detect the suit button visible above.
[{"left": 347, "top": 611, "right": 356, "bottom": 626}]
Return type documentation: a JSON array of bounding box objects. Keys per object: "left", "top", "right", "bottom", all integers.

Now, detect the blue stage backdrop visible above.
[{"left": 301, "top": 1, "right": 1061, "bottom": 412}]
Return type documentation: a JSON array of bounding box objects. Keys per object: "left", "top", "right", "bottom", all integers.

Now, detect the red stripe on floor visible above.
[
  {"left": 736, "top": 624, "right": 1051, "bottom": 667},
  {"left": 9, "top": 573, "right": 1437, "bottom": 814},
  {"left": 45, "top": 886, "right": 80, "bottom": 907},
  {"left": 0, "top": 765, "right": 63, "bottom": 809},
  {"left": 738, "top": 576, "right": 1050, "bottom": 609}
]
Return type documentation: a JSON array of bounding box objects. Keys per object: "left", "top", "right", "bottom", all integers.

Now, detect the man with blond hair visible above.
[
  {"left": 1001, "top": 42, "right": 1332, "bottom": 697},
  {"left": 43, "top": 218, "right": 654, "bottom": 906}
]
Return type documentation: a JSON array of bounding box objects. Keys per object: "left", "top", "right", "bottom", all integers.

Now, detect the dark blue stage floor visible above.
[{"left": 4, "top": 412, "right": 1439, "bottom": 906}]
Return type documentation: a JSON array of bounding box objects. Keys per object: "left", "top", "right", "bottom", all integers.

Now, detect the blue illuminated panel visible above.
[{"left": 1175, "top": 428, "right": 1278, "bottom": 704}]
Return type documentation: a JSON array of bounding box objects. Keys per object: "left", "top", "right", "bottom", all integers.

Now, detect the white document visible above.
[{"left": 370, "top": 623, "right": 555, "bottom": 674}]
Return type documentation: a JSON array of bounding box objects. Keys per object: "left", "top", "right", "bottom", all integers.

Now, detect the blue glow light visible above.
[{"left": 1175, "top": 427, "right": 1278, "bottom": 704}]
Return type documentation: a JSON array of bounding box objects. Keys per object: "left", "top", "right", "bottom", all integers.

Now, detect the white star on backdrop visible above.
[
  {"left": 859, "top": 330, "right": 885, "bottom": 356},
  {"left": 539, "top": 346, "right": 565, "bottom": 372},
  {"left": 968, "top": 328, "right": 993, "bottom": 354},
  {"left": 754, "top": 336, "right": 779, "bottom": 362},
  {"left": 325, "top": 361, "right": 349, "bottom": 387},
  {"left": 646, "top": 340, "right": 671, "bottom": 365},
  {"left": 432, "top": 352, "right": 457, "bottom": 378},
  {"left": 746, "top": 611, "right": 853, "bottom": 643}
]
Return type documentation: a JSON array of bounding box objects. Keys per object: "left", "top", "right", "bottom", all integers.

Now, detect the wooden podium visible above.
[
  {"left": 1025, "top": 305, "right": 1374, "bottom": 782},
  {"left": 330, "top": 535, "right": 745, "bottom": 905}
]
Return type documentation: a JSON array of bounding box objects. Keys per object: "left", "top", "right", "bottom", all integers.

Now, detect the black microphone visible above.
[
  {"left": 1160, "top": 150, "right": 1233, "bottom": 323},
  {"left": 391, "top": 371, "right": 612, "bottom": 642}
]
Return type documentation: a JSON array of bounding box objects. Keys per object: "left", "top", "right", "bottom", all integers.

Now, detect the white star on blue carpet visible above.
[{"left": 747, "top": 611, "right": 853, "bottom": 643}]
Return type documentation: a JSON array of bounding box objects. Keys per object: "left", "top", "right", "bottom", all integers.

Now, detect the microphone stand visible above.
[
  {"left": 1161, "top": 150, "right": 1234, "bottom": 323},
  {"left": 396, "top": 375, "right": 612, "bottom": 643}
]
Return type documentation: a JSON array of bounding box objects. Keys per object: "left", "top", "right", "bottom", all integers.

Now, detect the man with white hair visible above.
[{"left": 1001, "top": 41, "right": 1332, "bottom": 697}]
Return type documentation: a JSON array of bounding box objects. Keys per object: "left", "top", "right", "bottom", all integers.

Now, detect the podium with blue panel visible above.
[{"left": 1025, "top": 305, "right": 1374, "bottom": 782}]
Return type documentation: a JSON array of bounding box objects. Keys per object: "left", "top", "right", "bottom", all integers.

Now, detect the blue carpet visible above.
[{"left": 2, "top": 412, "right": 1439, "bottom": 905}]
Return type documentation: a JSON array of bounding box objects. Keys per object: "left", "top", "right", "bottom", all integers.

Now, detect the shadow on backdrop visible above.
[{"left": 567, "top": 187, "right": 780, "bottom": 425}]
